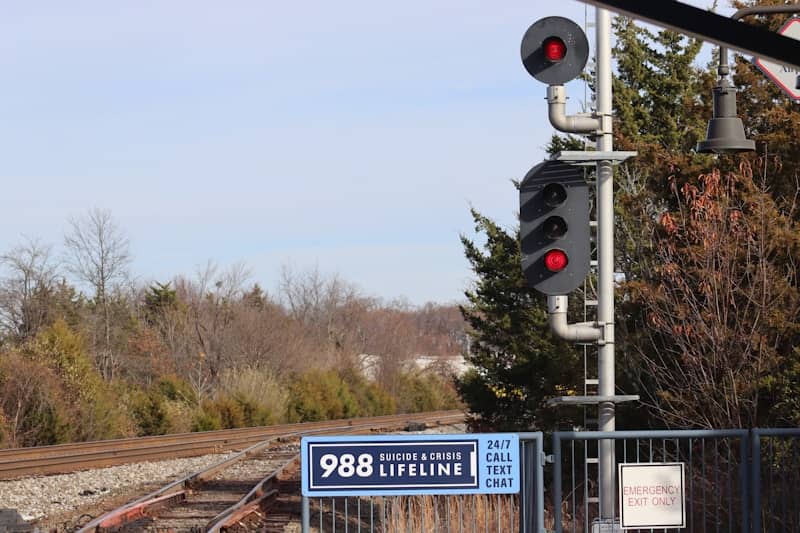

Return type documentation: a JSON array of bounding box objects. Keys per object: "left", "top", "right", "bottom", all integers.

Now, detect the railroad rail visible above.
[
  {"left": 72, "top": 411, "right": 464, "bottom": 532},
  {"left": 76, "top": 439, "right": 299, "bottom": 532},
  {"left": 0, "top": 410, "right": 464, "bottom": 480}
]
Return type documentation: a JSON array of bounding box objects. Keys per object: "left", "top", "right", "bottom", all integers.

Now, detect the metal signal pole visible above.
[
  {"left": 594, "top": 7, "right": 616, "bottom": 523},
  {"left": 520, "top": 9, "right": 637, "bottom": 530}
]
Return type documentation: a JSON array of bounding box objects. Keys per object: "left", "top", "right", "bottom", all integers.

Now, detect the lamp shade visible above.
[{"left": 696, "top": 81, "right": 755, "bottom": 154}]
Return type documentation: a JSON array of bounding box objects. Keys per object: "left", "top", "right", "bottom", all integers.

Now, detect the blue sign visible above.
[{"left": 301, "top": 433, "right": 519, "bottom": 496}]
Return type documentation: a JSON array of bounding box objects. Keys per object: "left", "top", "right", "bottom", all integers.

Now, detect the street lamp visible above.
[
  {"left": 697, "top": 5, "right": 800, "bottom": 153},
  {"left": 696, "top": 75, "right": 754, "bottom": 153}
]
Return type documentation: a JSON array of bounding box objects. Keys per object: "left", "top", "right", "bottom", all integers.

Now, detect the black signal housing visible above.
[{"left": 521, "top": 17, "right": 590, "bottom": 85}]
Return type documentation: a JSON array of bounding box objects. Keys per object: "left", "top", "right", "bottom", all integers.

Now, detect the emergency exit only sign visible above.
[{"left": 618, "top": 463, "right": 686, "bottom": 529}]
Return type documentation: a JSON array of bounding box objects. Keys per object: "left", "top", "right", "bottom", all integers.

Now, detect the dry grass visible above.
[{"left": 310, "top": 494, "right": 519, "bottom": 532}]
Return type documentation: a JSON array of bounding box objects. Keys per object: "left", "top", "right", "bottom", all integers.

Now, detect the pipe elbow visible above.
[
  {"left": 549, "top": 312, "right": 602, "bottom": 342},
  {"left": 546, "top": 85, "right": 601, "bottom": 134},
  {"left": 547, "top": 295, "right": 603, "bottom": 343},
  {"left": 548, "top": 106, "right": 601, "bottom": 134}
]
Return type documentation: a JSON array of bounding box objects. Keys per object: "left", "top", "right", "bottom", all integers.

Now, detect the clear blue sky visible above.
[{"left": 0, "top": 1, "right": 727, "bottom": 304}]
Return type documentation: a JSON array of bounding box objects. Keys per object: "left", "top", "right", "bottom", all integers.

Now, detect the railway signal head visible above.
[
  {"left": 520, "top": 16, "right": 590, "bottom": 85},
  {"left": 520, "top": 160, "right": 590, "bottom": 295}
]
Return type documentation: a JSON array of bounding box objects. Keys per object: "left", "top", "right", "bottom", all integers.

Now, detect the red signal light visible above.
[
  {"left": 543, "top": 36, "right": 567, "bottom": 62},
  {"left": 544, "top": 249, "right": 568, "bottom": 272}
]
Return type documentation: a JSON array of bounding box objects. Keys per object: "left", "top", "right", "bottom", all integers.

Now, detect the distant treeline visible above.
[{"left": 0, "top": 213, "right": 465, "bottom": 447}]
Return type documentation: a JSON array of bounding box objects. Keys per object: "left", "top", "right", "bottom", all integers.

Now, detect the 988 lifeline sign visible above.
[{"left": 301, "top": 434, "right": 519, "bottom": 496}]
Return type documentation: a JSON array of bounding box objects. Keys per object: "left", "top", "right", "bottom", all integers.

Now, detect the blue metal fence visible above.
[
  {"left": 550, "top": 428, "right": 800, "bottom": 533},
  {"left": 299, "top": 428, "right": 799, "bottom": 532},
  {"left": 300, "top": 433, "right": 544, "bottom": 533},
  {"left": 551, "top": 430, "right": 749, "bottom": 533},
  {"left": 750, "top": 428, "right": 800, "bottom": 533},
  {"left": 518, "top": 433, "right": 545, "bottom": 533}
]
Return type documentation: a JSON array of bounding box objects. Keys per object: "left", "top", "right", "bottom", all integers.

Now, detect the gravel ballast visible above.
[
  {"left": 0, "top": 451, "right": 235, "bottom": 528},
  {"left": 0, "top": 423, "right": 466, "bottom": 530}
]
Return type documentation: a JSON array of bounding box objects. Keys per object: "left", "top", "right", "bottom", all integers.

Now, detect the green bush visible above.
[
  {"left": 340, "top": 367, "right": 395, "bottom": 416},
  {"left": 191, "top": 408, "right": 222, "bottom": 432},
  {"left": 156, "top": 375, "right": 197, "bottom": 404},
  {"left": 287, "top": 368, "right": 395, "bottom": 422},
  {"left": 235, "top": 396, "right": 275, "bottom": 426},
  {"left": 191, "top": 394, "right": 259, "bottom": 431},
  {"left": 128, "top": 387, "right": 170, "bottom": 436},
  {"left": 209, "top": 395, "right": 246, "bottom": 429},
  {"left": 0, "top": 351, "right": 72, "bottom": 446},
  {"left": 218, "top": 366, "right": 286, "bottom": 426},
  {"left": 394, "top": 370, "right": 462, "bottom": 413},
  {"left": 162, "top": 400, "right": 194, "bottom": 433},
  {"left": 22, "top": 320, "right": 133, "bottom": 441},
  {"left": 286, "top": 369, "right": 362, "bottom": 422}
]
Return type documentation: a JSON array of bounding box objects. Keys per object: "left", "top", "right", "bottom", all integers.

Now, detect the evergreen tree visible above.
[
  {"left": 612, "top": 16, "right": 714, "bottom": 277},
  {"left": 144, "top": 282, "right": 177, "bottom": 325},
  {"left": 457, "top": 14, "right": 800, "bottom": 431},
  {"left": 609, "top": 17, "right": 716, "bottom": 429},
  {"left": 456, "top": 210, "right": 582, "bottom": 431},
  {"left": 613, "top": 10, "right": 800, "bottom": 428}
]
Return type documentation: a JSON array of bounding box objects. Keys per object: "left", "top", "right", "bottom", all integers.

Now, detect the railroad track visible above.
[
  {"left": 70, "top": 411, "right": 464, "bottom": 532},
  {"left": 76, "top": 438, "right": 300, "bottom": 532},
  {"left": 0, "top": 410, "right": 464, "bottom": 480}
]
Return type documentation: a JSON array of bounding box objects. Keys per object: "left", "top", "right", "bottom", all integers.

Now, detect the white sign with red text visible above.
[{"left": 618, "top": 462, "right": 686, "bottom": 529}]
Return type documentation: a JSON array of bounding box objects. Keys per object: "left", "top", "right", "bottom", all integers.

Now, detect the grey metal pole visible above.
[
  {"left": 595, "top": 7, "right": 616, "bottom": 523},
  {"left": 301, "top": 495, "right": 310, "bottom": 533},
  {"left": 750, "top": 431, "right": 762, "bottom": 533},
  {"left": 535, "top": 435, "right": 545, "bottom": 533}
]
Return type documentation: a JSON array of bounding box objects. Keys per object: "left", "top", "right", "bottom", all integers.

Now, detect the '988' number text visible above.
[{"left": 320, "top": 453, "right": 374, "bottom": 478}]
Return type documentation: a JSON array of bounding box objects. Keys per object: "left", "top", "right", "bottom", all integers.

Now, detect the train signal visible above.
[
  {"left": 520, "top": 161, "right": 590, "bottom": 295},
  {"left": 520, "top": 16, "right": 590, "bottom": 85}
]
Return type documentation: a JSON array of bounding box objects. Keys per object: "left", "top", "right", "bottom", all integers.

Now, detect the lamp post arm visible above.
[{"left": 719, "top": 6, "right": 800, "bottom": 77}]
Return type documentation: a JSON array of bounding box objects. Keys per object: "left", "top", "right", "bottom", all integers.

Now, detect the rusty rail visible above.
[
  {"left": 1, "top": 410, "right": 464, "bottom": 479},
  {"left": 73, "top": 411, "right": 464, "bottom": 532}
]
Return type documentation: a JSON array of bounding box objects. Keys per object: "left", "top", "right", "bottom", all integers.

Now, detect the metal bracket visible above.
[
  {"left": 546, "top": 394, "right": 640, "bottom": 407},
  {"left": 599, "top": 113, "right": 613, "bottom": 136},
  {"left": 552, "top": 150, "right": 638, "bottom": 166},
  {"left": 604, "top": 322, "right": 614, "bottom": 345}
]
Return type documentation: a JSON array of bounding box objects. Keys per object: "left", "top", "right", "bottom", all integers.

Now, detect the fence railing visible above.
[
  {"left": 300, "top": 428, "right": 799, "bottom": 533},
  {"left": 751, "top": 428, "right": 800, "bottom": 533},
  {"left": 301, "top": 433, "right": 544, "bottom": 533},
  {"left": 551, "top": 429, "right": 749, "bottom": 533}
]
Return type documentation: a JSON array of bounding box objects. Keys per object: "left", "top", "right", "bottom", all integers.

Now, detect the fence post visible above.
[
  {"left": 302, "top": 495, "right": 310, "bottom": 533},
  {"left": 536, "top": 434, "right": 545, "bottom": 533},
  {"left": 553, "top": 432, "right": 563, "bottom": 533},
  {"left": 750, "top": 430, "right": 761, "bottom": 533},
  {"left": 519, "top": 439, "right": 532, "bottom": 533},
  {"left": 740, "top": 432, "right": 749, "bottom": 533},
  {"left": 518, "top": 433, "right": 544, "bottom": 533}
]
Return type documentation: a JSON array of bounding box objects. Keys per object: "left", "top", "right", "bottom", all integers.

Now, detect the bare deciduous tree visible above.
[
  {"left": 360, "top": 306, "right": 416, "bottom": 394},
  {"left": 279, "top": 264, "right": 368, "bottom": 364},
  {"left": 0, "top": 351, "right": 62, "bottom": 447},
  {"left": 165, "top": 261, "right": 252, "bottom": 399},
  {"left": 0, "top": 238, "right": 60, "bottom": 342},
  {"left": 63, "top": 208, "right": 131, "bottom": 379},
  {"left": 625, "top": 164, "right": 800, "bottom": 429}
]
